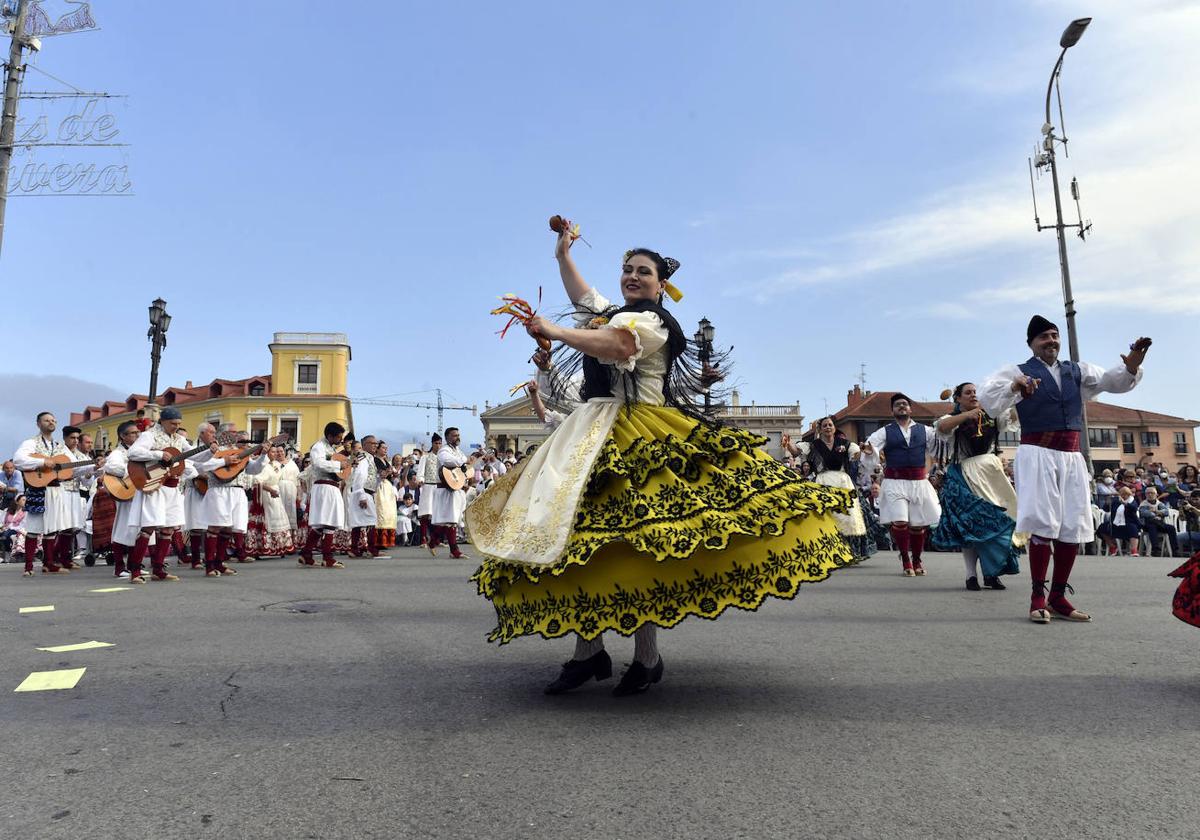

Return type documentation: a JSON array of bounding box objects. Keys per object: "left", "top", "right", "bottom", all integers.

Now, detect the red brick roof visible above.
[
  {"left": 822, "top": 385, "right": 1198, "bottom": 430},
  {"left": 1084, "top": 402, "right": 1198, "bottom": 426},
  {"left": 70, "top": 375, "right": 271, "bottom": 425},
  {"left": 830, "top": 391, "right": 950, "bottom": 423}
]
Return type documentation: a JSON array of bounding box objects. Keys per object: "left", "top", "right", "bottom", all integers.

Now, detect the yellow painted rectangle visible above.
[
  {"left": 14, "top": 668, "right": 86, "bottom": 692},
  {"left": 89, "top": 587, "right": 128, "bottom": 593},
  {"left": 18, "top": 605, "right": 54, "bottom": 614},
  {"left": 37, "top": 641, "right": 114, "bottom": 653}
]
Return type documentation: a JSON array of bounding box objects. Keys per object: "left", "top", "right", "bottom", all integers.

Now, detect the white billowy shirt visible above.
[
  {"left": 979, "top": 357, "right": 1141, "bottom": 418},
  {"left": 13, "top": 435, "right": 66, "bottom": 472},
  {"left": 279, "top": 458, "right": 301, "bottom": 486},
  {"left": 437, "top": 444, "right": 468, "bottom": 474},
  {"left": 860, "top": 419, "right": 937, "bottom": 473},
  {"left": 307, "top": 440, "right": 343, "bottom": 480},
  {"left": 128, "top": 427, "right": 202, "bottom": 482},
  {"left": 573, "top": 287, "right": 671, "bottom": 406},
  {"left": 61, "top": 447, "right": 97, "bottom": 492},
  {"left": 104, "top": 444, "right": 130, "bottom": 479},
  {"left": 350, "top": 455, "right": 373, "bottom": 506}
]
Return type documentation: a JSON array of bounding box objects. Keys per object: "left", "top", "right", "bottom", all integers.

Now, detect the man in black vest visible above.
[
  {"left": 981, "top": 315, "right": 1150, "bottom": 623},
  {"left": 861, "top": 393, "right": 942, "bottom": 577}
]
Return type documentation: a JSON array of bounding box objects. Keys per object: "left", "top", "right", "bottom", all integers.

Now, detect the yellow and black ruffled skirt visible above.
[{"left": 467, "top": 404, "right": 853, "bottom": 643}]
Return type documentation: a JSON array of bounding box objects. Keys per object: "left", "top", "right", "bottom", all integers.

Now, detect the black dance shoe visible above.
[
  {"left": 612, "top": 657, "right": 665, "bottom": 697},
  {"left": 966, "top": 576, "right": 981, "bottom": 591},
  {"left": 543, "top": 650, "right": 613, "bottom": 695},
  {"left": 983, "top": 575, "right": 1006, "bottom": 590}
]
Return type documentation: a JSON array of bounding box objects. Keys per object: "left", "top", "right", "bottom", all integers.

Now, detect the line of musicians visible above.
[
  {"left": 301, "top": 422, "right": 470, "bottom": 564},
  {"left": 13, "top": 411, "right": 471, "bottom": 581}
]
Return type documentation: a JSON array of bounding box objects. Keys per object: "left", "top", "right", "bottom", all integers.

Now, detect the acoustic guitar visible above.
[
  {"left": 328, "top": 452, "right": 363, "bottom": 484},
  {"left": 440, "top": 454, "right": 479, "bottom": 491},
  {"left": 128, "top": 443, "right": 211, "bottom": 493},
  {"left": 102, "top": 473, "right": 137, "bottom": 502},
  {"left": 23, "top": 453, "right": 101, "bottom": 488},
  {"left": 210, "top": 433, "right": 290, "bottom": 482},
  {"left": 192, "top": 476, "right": 209, "bottom": 497}
]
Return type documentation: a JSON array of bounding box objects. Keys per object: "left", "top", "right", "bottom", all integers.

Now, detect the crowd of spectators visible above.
[
  {"left": 781, "top": 442, "right": 1199, "bottom": 560},
  {"left": 1093, "top": 461, "right": 1199, "bottom": 557}
]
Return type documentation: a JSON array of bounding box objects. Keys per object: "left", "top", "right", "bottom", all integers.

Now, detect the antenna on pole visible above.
[
  {"left": 1070, "top": 176, "right": 1092, "bottom": 240},
  {"left": 858, "top": 362, "right": 867, "bottom": 391},
  {"left": 1028, "top": 156, "right": 1042, "bottom": 229},
  {"left": 1056, "top": 73, "right": 1070, "bottom": 158}
]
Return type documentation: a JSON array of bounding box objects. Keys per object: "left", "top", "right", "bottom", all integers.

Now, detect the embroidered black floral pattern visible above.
[
  {"left": 475, "top": 420, "right": 852, "bottom": 597},
  {"left": 483, "top": 532, "right": 850, "bottom": 642},
  {"left": 471, "top": 407, "right": 855, "bottom": 643}
]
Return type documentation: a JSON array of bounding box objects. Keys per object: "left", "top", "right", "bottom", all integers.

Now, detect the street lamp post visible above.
[
  {"left": 694, "top": 316, "right": 716, "bottom": 414},
  {"left": 1033, "top": 16, "right": 1094, "bottom": 470},
  {"left": 146, "top": 297, "right": 171, "bottom": 418}
]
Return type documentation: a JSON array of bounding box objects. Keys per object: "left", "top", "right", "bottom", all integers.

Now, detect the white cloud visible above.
[{"left": 742, "top": 1, "right": 1200, "bottom": 316}]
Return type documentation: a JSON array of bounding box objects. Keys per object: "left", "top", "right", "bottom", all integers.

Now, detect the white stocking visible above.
[
  {"left": 633, "top": 625, "right": 659, "bottom": 667},
  {"left": 963, "top": 546, "right": 979, "bottom": 578},
  {"left": 573, "top": 633, "right": 605, "bottom": 660}
]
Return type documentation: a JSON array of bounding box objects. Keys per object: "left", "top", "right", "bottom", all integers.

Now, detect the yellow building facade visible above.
[{"left": 71, "top": 332, "right": 354, "bottom": 453}]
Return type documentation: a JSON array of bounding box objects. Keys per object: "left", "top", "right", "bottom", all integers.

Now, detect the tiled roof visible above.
[
  {"left": 71, "top": 375, "right": 272, "bottom": 425},
  {"left": 831, "top": 391, "right": 950, "bottom": 421},
  {"left": 1085, "top": 402, "right": 1198, "bottom": 426},
  {"left": 829, "top": 389, "right": 1197, "bottom": 427}
]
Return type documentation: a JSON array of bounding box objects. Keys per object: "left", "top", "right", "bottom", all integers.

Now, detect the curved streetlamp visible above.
[
  {"left": 1036, "top": 17, "right": 1093, "bottom": 469},
  {"left": 1040, "top": 16, "right": 1091, "bottom": 364}
]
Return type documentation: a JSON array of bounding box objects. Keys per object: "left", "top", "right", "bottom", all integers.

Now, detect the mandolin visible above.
[
  {"left": 128, "top": 444, "right": 211, "bottom": 492},
  {"left": 211, "top": 433, "right": 290, "bottom": 482},
  {"left": 23, "top": 453, "right": 101, "bottom": 488},
  {"left": 102, "top": 473, "right": 137, "bottom": 502}
]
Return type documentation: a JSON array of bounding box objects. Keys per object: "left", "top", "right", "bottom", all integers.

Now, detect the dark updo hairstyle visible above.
[{"left": 625, "top": 248, "right": 671, "bottom": 283}]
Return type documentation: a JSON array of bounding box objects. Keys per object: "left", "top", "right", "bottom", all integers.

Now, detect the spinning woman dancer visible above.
[{"left": 465, "top": 221, "right": 852, "bottom": 696}]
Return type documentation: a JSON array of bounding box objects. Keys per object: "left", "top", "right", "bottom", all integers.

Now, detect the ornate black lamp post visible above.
[
  {"left": 146, "top": 298, "right": 171, "bottom": 414},
  {"left": 694, "top": 316, "right": 716, "bottom": 413}
]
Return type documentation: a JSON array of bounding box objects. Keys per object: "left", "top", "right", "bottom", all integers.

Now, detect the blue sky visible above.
[{"left": 2, "top": 0, "right": 1196, "bottom": 454}]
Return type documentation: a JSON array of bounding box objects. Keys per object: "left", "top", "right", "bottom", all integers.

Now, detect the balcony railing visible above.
[
  {"left": 718, "top": 404, "right": 803, "bottom": 417},
  {"left": 272, "top": 332, "right": 348, "bottom": 345}
]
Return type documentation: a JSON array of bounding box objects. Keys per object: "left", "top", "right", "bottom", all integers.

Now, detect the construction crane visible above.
[{"left": 353, "top": 388, "right": 476, "bottom": 435}]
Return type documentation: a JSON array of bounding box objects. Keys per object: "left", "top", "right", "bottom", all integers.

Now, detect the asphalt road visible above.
[{"left": 2, "top": 546, "right": 1197, "bottom": 840}]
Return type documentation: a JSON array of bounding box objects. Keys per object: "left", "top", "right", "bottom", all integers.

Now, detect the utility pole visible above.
[{"left": 0, "top": 0, "right": 31, "bottom": 259}]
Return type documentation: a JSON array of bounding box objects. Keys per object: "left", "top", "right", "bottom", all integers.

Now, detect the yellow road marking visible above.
[
  {"left": 18, "top": 605, "right": 54, "bottom": 614},
  {"left": 88, "top": 587, "right": 128, "bottom": 593},
  {"left": 14, "top": 668, "right": 87, "bottom": 692},
  {"left": 37, "top": 640, "right": 114, "bottom": 653}
]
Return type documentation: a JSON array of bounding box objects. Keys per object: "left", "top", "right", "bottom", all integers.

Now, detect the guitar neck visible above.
[{"left": 168, "top": 444, "right": 210, "bottom": 465}]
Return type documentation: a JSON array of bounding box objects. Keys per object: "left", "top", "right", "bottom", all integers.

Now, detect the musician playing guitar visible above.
[
  {"left": 102, "top": 420, "right": 145, "bottom": 578},
  {"left": 430, "top": 426, "right": 470, "bottom": 559},
  {"left": 193, "top": 423, "right": 272, "bottom": 577},
  {"left": 127, "top": 407, "right": 216, "bottom": 583},
  {"left": 299, "top": 421, "right": 349, "bottom": 568},
  {"left": 12, "top": 411, "right": 87, "bottom": 575},
  {"left": 59, "top": 425, "right": 102, "bottom": 570},
  {"left": 182, "top": 422, "right": 219, "bottom": 569}
]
